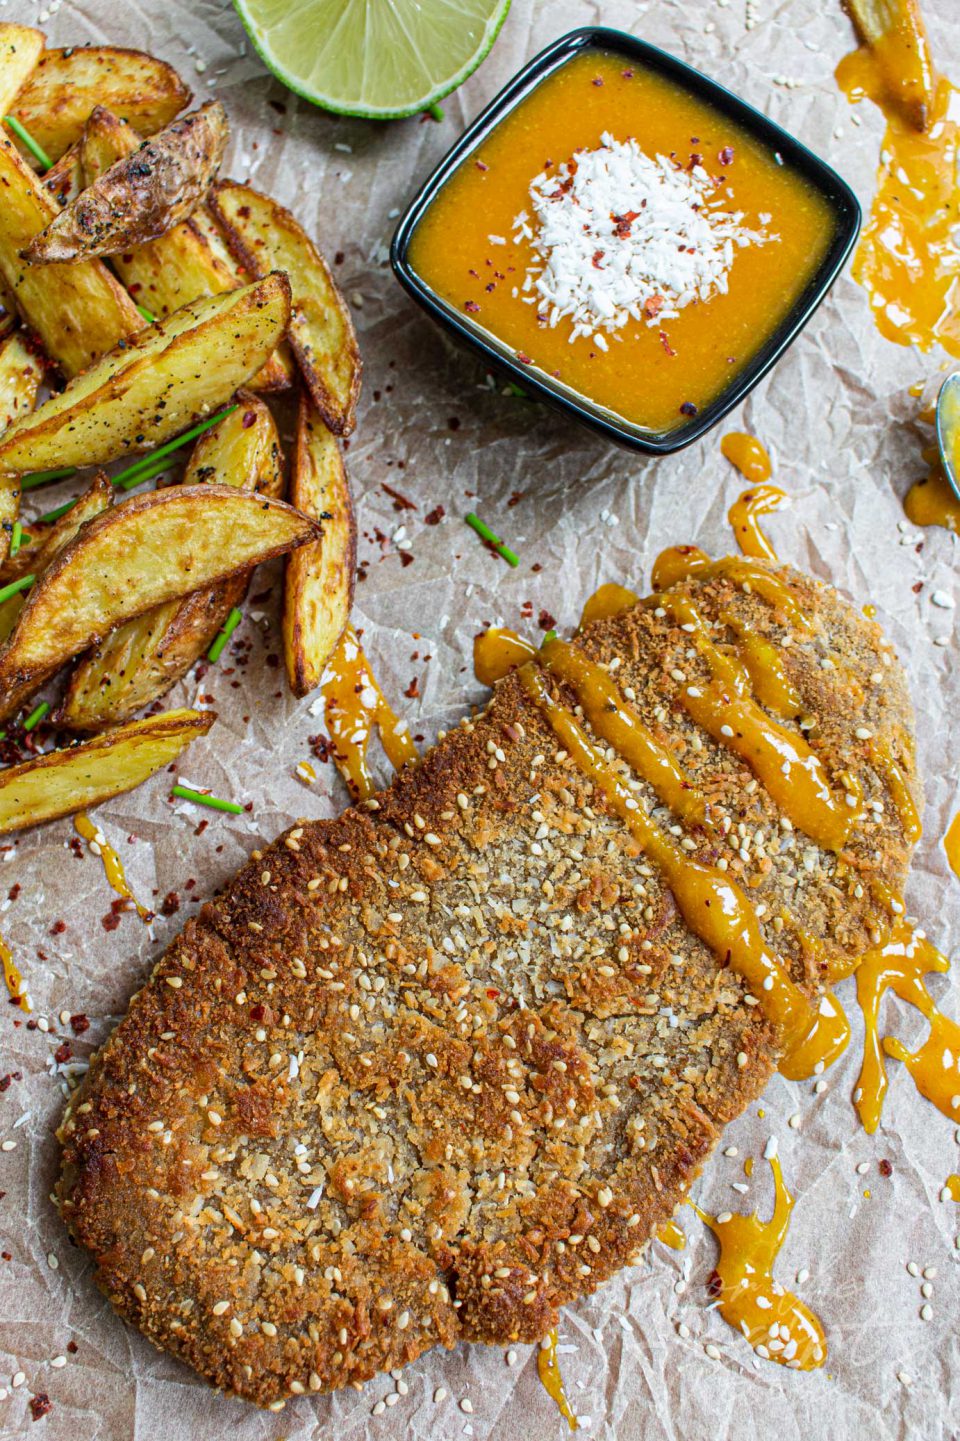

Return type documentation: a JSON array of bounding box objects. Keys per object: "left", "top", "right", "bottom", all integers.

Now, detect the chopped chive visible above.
[
  {"left": 36, "top": 497, "right": 76, "bottom": 524},
  {"left": 464, "top": 511, "right": 520, "bottom": 568},
  {"left": 136, "top": 303, "right": 158, "bottom": 323},
  {"left": 427, "top": 102, "right": 444, "bottom": 121},
  {"left": 3, "top": 115, "right": 52, "bottom": 171},
  {"left": 541, "top": 629, "right": 557, "bottom": 645},
  {"left": 113, "top": 405, "right": 239, "bottom": 490},
  {"left": 207, "top": 606, "right": 243, "bottom": 664},
  {"left": 171, "top": 784, "right": 243, "bottom": 815},
  {"left": 21, "top": 466, "right": 77, "bottom": 491},
  {"left": 0, "top": 572, "right": 34, "bottom": 606},
  {"left": 116, "top": 457, "right": 171, "bottom": 492},
  {"left": 505, "top": 381, "right": 529, "bottom": 399},
  {"left": 22, "top": 700, "right": 49, "bottom": 731},
  {"left": 9, "top": 521, "right": 23, "bottom": 557}
]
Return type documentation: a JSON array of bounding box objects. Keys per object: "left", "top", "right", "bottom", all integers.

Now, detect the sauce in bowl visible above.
[{"left": 407, "top": 48, "right": 839, "bottom": 436}]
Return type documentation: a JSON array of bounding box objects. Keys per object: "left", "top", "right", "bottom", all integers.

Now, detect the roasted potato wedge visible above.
[
  {"left": 0, "top": 132, "right": 143, "bottom": 377},
  {"left": 0, "top": 328, "right": 42, "bottom": 566},
  {"left": 845, "top": 0, "right": 936, "bottom": 131},
  {"left": 0, "top": 484, "right": 319, "bottom": 722},
  {"left": 2, "top": 471, "right": 111, "bottom": 583},
  {"left": 9, "top": 45, "right": 190, "bottom": 164},
  {"left": 25, "top": 101, "right": 228, "bottom": 264},
  {"left": 0, "top": 24, "right": 43, "bottom": 118},
  {"left": 42, "top": 140, "right": 84, "bottom": 208},
  {"left": 0, "top": 707, "right": 213, "bottom": 834},
  {"left": 283, "top": 397, "right": 356, "bottom": 697},
  {"left": 0, "top": 273, "right": 291, "bottom": 474},
  {"left": 211, "top": 181, "right": 361, "bottom": 434},
  {"left": 62, "top": 399, "right": 285, "bottom": 729}
]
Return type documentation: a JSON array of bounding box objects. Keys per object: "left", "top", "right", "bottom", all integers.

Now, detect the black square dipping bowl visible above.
[{"left": 390, "top": 27, "right": 861, "bottom": 455}]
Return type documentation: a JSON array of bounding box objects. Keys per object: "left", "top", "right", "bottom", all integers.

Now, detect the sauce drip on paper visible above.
[
  {"left": 722, "top": 432, "right": 773, "bottom": 486},
  {"left": 74, "top": 813, "right": 153, "bottom": 922},
  {"left": 657, "top": 1218, "right": 687, "bottom": 1250},
  {"left": 693, "top": 1153, "right": 826, "bottom": 1370},
  {"left": 726, "top": 484, "right": 787, "bottom": 562},
  {"left": 0, "top": 929, "right": 27, "bottom": 1010},
  {"left": 944, "top": 812, "right": 960, "bottom": 879},
  {"left": 321, "top": 626, "right": 418, "bottom": 800},
  {"left": 537, "top": 1329, "right": 578, "bottom": 1431},
  {"left": 836, "top": 22, "right": 960, "bottom": 356}
]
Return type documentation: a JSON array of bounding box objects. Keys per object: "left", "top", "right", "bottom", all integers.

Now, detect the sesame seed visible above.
[{"left": 460, "top": 1397, "right": 474, "bottom": 1413}]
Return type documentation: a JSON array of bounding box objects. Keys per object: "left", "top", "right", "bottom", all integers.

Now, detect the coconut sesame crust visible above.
[{"left": 56, "top": 560, "right": 919, "bottom": 1408}]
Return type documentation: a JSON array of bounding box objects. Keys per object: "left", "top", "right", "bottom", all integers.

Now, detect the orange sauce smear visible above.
[
  {"left": 945, "top": 1174, "right": 960, "bottom": 1201},
  {"left": 74, "top": 813, "right": 153, "bottom": 922},
  {"left": 320, "top": 626, "right": 418, "bottom": 801},
  {"left": 944, "top": 812, "right": 960, "bottom": 879},
  {"left": 722, "top": 433, "right": 773, "bottom": 485},
  {"left": 0, "top": 929, "right": 27, "bottom": 1010},
  {"left": 836, "top": 33, "right": 960, "bottom": 356},
  {"left": 473, "top": 627, "right": 536, "bottom": 687},
  {"left": 904, "top": 450, "right": 960, "bottom": 535},
  {"left": 657, "top": 1218, "right": 687, "bottom": 1251},
  {"left": 409, "top": 50, "right": 836, "bottom": 432},
  {"left": 726, "top": 483, "right": 787, "bottom": 562},
  {"left": 537, "top": 1329, "right": 578, "bottom": 1431},
  {"left": 693, "top": 1153, "right": 826, "bottom": 1370}
]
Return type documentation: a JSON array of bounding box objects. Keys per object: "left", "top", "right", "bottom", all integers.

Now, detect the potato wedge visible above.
[
  {"left": 26, "top": 101, "right": 229, "bottom": 264},
  {"left": 283, "top": 396, "right": 355, "bottom": 697},
  {"left": 0, "top": 132, "right": 143, "bottom": 377},
  {"left": 0, "top": 273, "right": 291, "bottom": 474},
  {"left": 0, "top": 707, "right": 213, "bottom": 834},
  {"left": 0, "top": 24, "right": 43, "bottom": 119},
  {"left": 0, "top": 328, "right": 42, "bottom": 567},
  {"left": 62, "top": 399, "right": 285, "bottom": 729},
  {"left": 9, "top": 45, "right": 190, "bottom": 164},
  {"left": 0, "top": 484, "right": 318, "bottom": 722},
  {"left": 845, "top": 0, "right": 936, "bottom": 131},
  {"left": 2, "top": 471, "right": 111, "bottom": 584},
  {"left": 42, "top": 140, "right": 84, "bottom": 208},
  {"left": 210, "top": 180, "right": 360, "bottom": 435}
]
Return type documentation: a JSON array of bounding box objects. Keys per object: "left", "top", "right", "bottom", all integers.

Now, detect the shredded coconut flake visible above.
[{"left": 513, "top": 133, "right": 775, "bottom": 340}]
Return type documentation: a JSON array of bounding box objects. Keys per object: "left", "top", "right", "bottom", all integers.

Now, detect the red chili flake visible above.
[
  {"left": 382, "top": 482, "right": 417, "bottom": 511},
  {"left": 707, "top": 1269, "right": 723, "bottom": 1299},
  {"left": 679, "top": 401, "right": 699, "bottom": 417},
  {"left": 160, "top": 892, "right": 180, "bottom": 917},
  {"left": 242, "top": 410, "right": 257, "bottom": 428},
  {"left": 464, "top": 300, "right": 481, "bottom": 313},
  {"left": 592, "top": 76, "right": 604, "bottom": 86},
  {"left": 237, "top": 204, "right": 251, "bottom": 219},
  {"left": 67, "top": 1342, "right": 78, "bottom": 1354},
  {"left": 69, "top": 1014, "right": 90, "bottom": 1035},
  {"left": 538, "top": 609, "right": 557, "bottom": 631},
  {"left": 592, "top": 249, "right": 605, "bottom": 269},
  {"left": 879, "top": 1158, "right": 893, "bottom": 1176},
  {"left": 101, "top": 911, "right": 121, "bottom": 932},
  {"left": 424, "top": 506, "right": 445, "bottom": 525},
  {"left": 612, "top": 210, "right": 640, "bottom": 238},
  {"left": 399, "top": 552, "right": 415, "bottom": 568},
  {"left": 266, "top": 653, "right": 280, "bottom": 669},
  {"left": 718, "top": 145, "right": 735, "bottom": 166},
  {"left": 54, "top": 1041, "right": 71, "bottom": 1065},
  {"left": 687, "top": 152, "right": 703, "bottom": 170},
  {"left": 49, "top": 920, "right": 66, "bottom": 936},
  {"left": 659, "top": 331, "right": 677, "bottom": 357},
  {"left": 249, "top": 1003, "right": 266, "bottom": 1022},
  {"left": 516, "top": 351, "right": 532, "bottom": 365},
  {"left": 643, "top": 295, "right": 664, "bottom": 319},
  {"left": 622, "top": 69, "right": 634, "bottom": 79},
  {"left": 29, "top": 1394, "right": 52, "bottom": 1422},
  {"left": 404, "top": 676, "right": 420, "bottom": 699},
  {"left": 912, "top": 581, "right": 923, "bottom": 593},
  {"left": 8, "top": 884, "right": 20, "bottom": 901},
  {"left": 475, "top": 159, "right": 488, "bottom": 171}
]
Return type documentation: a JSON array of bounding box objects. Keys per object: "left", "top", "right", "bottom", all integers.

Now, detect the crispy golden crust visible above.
[{"left": 57, "top": 562, "right": 919, "bottom": 1407}]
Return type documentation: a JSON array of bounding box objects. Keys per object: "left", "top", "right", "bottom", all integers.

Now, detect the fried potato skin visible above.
[
  {"left": 25, "top": 102, "right": 229, "bottom": 264},
  {"left": 0, "top": 708, "right": 213, "bottom": 834},
  {"left": 2, "top": 470, "right": 111, "bottom": 584},
  {"left": 0, "top": 484, "right": 320, "bottom": 723},
  {"left": 0, "top": 273, "right": 291, "bottom": 473},
  {"left": 0, "top": 133, "right": 143, "bottom": 377},
  {"left": 0, "top": 327, "right": 42, "bottom": 566},
  {"left": 9, "top": 45, "right": 190, "bottom": 163},
  {"left": 62, "top": 398, "right": 285, "bottom": 730},
  {"left": 283, "top": 397, "right": 355, "bottom": 697},
  {"left": 210, "top": 180, "right": 361, "bottom": 435},
  {"left": 0, "top": 24, "right": 44, "bottom": 118}
]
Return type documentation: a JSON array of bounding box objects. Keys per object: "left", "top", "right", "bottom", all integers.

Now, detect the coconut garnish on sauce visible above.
[{"left": 513, "top": 133, "right": 777, "bottom": 343}]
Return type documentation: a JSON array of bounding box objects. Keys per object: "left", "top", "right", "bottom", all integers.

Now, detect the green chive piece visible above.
[
  {"left": 3, "top": 115, "right": 52, "bottom": 171},
  {"left": 207, "top": 606, "right": 243, "bottom": 664},
  {"left": 136, "top": 303, "right": 158, "bottom": 323},
  {"left": 171, "top": 784, "right": 243, "bottom": 815},
  {"left": 464, "top": 512, "right": 520, "bottom": 568},
  {"left": 113, "top": 404, "right": 239, "bottom": 490},
  {"left": 427, "top": 102, "right": 444, "bottom": 121},
  {"left": 21, "top": 467, "right": 77, "bottom": 491},
  {"left": 0, "top": 572, "right": 34, "bottom": 606},
  {"left": 9, "top": 521, "right": 23, "bottom": 558},
  {"left": 541, "top": 629, "right": 557, "bottom": 645},
  {"left": 116, "top": 457, "right": 171, "bottom": 492},
  {"left": 36, "top": 498, "right": 76, "bottom": 524},
  {"left": 22, "top": 700, "right": 49, "bottom": 731}
]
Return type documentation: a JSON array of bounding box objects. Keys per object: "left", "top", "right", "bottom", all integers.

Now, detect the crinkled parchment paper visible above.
[{"left": 1, "top": 0, "right": 959, "bottom": 1436}]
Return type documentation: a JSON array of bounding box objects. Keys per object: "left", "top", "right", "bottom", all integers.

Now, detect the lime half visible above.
[{"left": 233, "top": 0, "right": 512, "bottom": 120}]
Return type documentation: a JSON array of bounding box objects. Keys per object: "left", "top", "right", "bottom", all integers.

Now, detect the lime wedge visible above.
[{"left": 233, "top": 0, "right": 512, "bottom": 120}]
